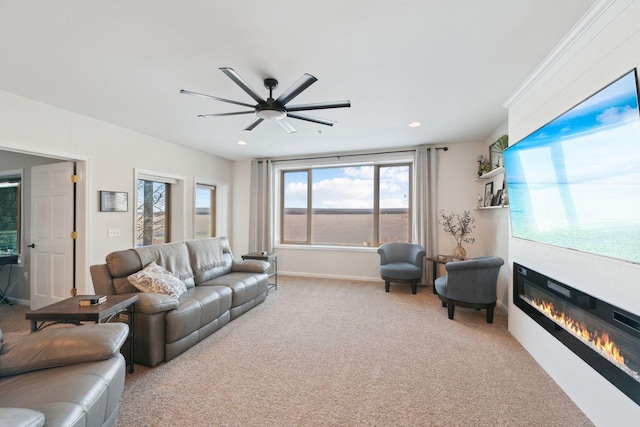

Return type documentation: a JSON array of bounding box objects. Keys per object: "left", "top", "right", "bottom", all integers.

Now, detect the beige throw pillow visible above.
[{"left": 128, "top": 261, "right": 187, "bottom": 298}]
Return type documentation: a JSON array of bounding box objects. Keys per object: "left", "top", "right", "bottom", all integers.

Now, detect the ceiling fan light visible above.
[{"left": 256, "top": 108, "right": 286, "bottom": 120}]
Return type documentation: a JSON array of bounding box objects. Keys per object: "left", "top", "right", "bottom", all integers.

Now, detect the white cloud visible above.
[
  {"left": 313, "top": 177, "right": 373, "bottom": 209},
  {"left": 596, "top": 106, "right": 636, "bottom": 125},
  {"left": 343, "top": 166, "right": 374, "bottom": 179}
]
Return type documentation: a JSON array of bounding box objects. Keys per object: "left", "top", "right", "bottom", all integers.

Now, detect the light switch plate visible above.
[{"left": 108, "top": 228, "right": 121, "bottom": 238}]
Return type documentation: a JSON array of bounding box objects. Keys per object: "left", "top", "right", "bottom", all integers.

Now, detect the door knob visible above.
[{"left": 28, "top": 243, "right": 35, "bottom": 248}]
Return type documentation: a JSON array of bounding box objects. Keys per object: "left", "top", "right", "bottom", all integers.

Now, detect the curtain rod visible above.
[{"left": 259, "top": 146, "right": 448, "bottom": 163}]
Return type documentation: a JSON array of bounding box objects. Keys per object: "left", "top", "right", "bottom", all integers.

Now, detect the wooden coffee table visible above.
[{"left": 26, "top": 294, "right": 138, "bottom": 373}]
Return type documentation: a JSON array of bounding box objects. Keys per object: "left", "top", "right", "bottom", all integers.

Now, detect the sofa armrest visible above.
[
  {"left": 231, "top": 260, "right": 269, "bottom": 274},
  {"left": 0, "top": 323, "right": 128, "bottom": 377},
  {"left": 0, "top": 408, "right": 45, "bottom": 427},
  {"left": 133, "top": 292, "right": 180, "bottom": 314}
]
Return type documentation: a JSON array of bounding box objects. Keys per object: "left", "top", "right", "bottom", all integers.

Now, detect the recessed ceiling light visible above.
[
  {"left": 236, "top": 140, "right": 247, "bottom": 146},
  {"left": 409, "top": 121, "right": 422, "bottom": 128}
]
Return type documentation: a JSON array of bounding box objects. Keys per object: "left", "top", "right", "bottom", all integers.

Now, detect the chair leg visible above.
[
  {"left": 411, "top": 282, "right": 417, "bottom": 294},
  {"left": 486, "top": 306, "right": 494, "bottom": 324},
  {"left": 447, "top": 303, "right": 455, "bottom": 320},
  {"left": 385, "top": 280, "right": 390, "bottom": 292},
  {"left": 441, "top": 301, "right": 447, "bottom": 308}
]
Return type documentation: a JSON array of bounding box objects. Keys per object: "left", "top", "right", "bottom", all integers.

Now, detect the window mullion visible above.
[
  {"left": 373, "top": 165, "right": 380, "bottom": 246},
  {"left": 306, "top": 169, "right": 312, "bottom": 244}
]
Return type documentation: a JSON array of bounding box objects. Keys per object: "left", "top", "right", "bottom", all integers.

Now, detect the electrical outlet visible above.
[
  {"left": 108, "top": 228, "right": 121, "bottom": 238},
  {"left": 23, "top": 272, "right": 28, "bottom": 280}
]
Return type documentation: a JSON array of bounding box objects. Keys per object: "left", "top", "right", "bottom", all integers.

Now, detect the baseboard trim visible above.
[
  {"left": 278, "top": 271, "right": 383, "bottom": 283},
  {"left": 3, "top": 298, "right": 30, "bottom": 307}
]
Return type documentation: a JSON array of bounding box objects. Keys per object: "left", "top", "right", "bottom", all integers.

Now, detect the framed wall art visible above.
[{"left": 100, "top": 191, "right": 128, "bottom": 212}]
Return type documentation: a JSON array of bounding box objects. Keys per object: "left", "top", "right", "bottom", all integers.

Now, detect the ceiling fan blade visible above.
[
  {"left": 244, "top": 117, "right": 264, "bottom": 131},
  {"left": 219, "top": 67, "right": 266, "bottom": 104},
  {"left": 285, "top": 100, "right": 351, "bottom": 112},
  {"left": 197, "top": 111, "right": 255, "bottom": 118},
  {"left": 276, "top": 119, "right": 297, "bottom": 134},
  {"left": 180, "top": 89, "right": 255, "bottom": 109},
  {"left": 287, "top": 113, "right": 336, "bottom": 127},
  {"left": 275, "top": 74, "right": 317, "bottom": 106}
]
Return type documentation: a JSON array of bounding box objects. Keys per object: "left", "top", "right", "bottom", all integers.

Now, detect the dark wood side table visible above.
[
  {"left": 425, "top": 255, "right": 464, "bottom": 294},
  {"left": 241, "top": 252, "right": 278, "bottom": 294},
  {"left": 26, "top": 294, "right": 138, "bottom": 373}
]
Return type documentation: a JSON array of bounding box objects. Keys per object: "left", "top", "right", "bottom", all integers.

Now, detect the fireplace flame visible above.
[{"left": 531, "top": 298, "right": 625, "bottom": 365}]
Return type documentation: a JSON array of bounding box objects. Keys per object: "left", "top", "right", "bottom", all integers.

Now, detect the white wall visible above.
[
  {"left": 505, "top": 0, "right": 640, "bottom": 424},
  {"left": 0, "top": 90, "right": 233, "bottom": 299},
  {"left": 476, "top": 121, "right": 510, "bottom": 309},
  {"left": 231, "top": 160, "right": 252, "bottom": 258}
]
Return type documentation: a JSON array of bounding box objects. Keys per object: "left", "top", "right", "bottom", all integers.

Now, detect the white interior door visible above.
[{"left": 30, "top": 162, "right": 75, "bottom": 309}]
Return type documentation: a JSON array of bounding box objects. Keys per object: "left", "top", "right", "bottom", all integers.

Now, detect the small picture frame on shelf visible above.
[
  {"left": 484, "top": 182, "right": 493, "bottom": 207},
  {"left": 491, "top": 189, "right": 502, "bottom": 206}
]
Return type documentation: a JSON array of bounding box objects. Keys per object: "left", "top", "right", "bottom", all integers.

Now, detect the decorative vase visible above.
[{"left": 452, "top": 242, "right": 466, "bottom": 260}]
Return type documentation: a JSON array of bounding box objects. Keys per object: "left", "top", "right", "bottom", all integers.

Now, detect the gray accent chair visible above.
[
  {"left": 377, "top": 243, "right": 426, "bottom": 294},
  {"left": 434, "top": 256, "right": 504, "bottom": 323}
]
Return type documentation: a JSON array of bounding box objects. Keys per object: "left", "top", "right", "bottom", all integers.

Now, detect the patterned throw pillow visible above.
[{"left": 127, "top": 261, "right": 187, "bottom": 298}]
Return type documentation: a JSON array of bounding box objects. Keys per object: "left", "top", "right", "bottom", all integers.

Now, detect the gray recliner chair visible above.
[
  {"left": 377, "top": 242, "right": 426, "bottom": 294},
  {"left": 434, "top": 256, "right": 504, "bottom": 323},
  {"left": 0, "top": 323, "right": 128, "bottom": 426}
]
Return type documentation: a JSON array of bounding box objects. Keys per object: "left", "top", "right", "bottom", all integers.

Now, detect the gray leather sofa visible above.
[
  {"left": 90, "top": 237, "right": 269, "bottom": 367},
  {"left": 0, "top": 323, "right": 128, "bottom": 427}
]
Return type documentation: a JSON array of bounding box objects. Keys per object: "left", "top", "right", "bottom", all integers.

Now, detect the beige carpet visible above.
[{"left": 0, "top": 277, "right": 593, "bottom": 426}]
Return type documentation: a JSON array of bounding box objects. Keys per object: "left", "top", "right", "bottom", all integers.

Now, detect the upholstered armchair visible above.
[
  {"left": 434, "top": 256, "right": 504, "bottom": 323},
  {"left": 377, "top": 243, "right": 426, "bottom": 294}
]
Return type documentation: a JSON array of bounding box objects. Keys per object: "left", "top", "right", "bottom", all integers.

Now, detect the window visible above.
[
  {"left": 280, "top": 163, "right": 411, "bottom": 246},
  {"left": 0, "top": 172, "right": 21, "bottom": 255},
  {"left": 136, "top": 179, "right": 170, "bottom": 246},
  {"left": 195, "top": 184, "right": 216, "bottom": 239}
]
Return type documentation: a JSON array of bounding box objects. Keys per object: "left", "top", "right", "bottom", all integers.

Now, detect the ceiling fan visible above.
[{"left": 180, "top": 67, "right": 350, "bottom": 133}]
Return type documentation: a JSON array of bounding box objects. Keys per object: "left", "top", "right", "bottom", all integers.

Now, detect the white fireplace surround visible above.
[{"left": 505, "top": 1, "right": 640, "bottom": 424}]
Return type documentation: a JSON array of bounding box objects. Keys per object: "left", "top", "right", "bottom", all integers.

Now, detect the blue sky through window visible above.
[{"left": 284, "top": 165, "right": 409, "bottom": 209}]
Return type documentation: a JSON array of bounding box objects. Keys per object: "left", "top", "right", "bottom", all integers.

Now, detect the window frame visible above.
[
  {"left": 134, "top": 171, "right": 180, "bottom": 247},
  {"left": 0, "top": 170, "right": 22, "bottom": 256},
  {"left": 278, "top": 162, "right": 412, "bottom": 247},
  {"left": 194, "top": 183, "right": 216, "bottom": 239}
]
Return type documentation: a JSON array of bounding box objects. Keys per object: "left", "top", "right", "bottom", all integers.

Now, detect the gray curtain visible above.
[
  {"left": 249, "top": 160, "right": 274, "bottom": 253},
  {"left": 413, "top": 146, "right": 438, "bottom": 283}
]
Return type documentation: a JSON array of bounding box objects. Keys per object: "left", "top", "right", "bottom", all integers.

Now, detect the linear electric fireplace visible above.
[{"left": 513, "top": 263, "right": 640, "bottom": 404}]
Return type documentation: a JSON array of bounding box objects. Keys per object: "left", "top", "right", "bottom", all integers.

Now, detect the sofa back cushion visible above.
[
  {"left": 106, "top": 249, "right": 143, "bottom": 294},
  {"left": 185, "top": 237, "right": 233, "bottom": 284},
  {"left": 106, "top": 241, "right": 196, "bottom": 294},
  {"left": 134, "top": 241, "right": 195, "bottom": 288}
]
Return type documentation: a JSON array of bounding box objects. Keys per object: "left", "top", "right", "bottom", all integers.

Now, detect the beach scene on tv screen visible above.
[{"left": 504, "top": 70, "right": 640, "bottom": 264}]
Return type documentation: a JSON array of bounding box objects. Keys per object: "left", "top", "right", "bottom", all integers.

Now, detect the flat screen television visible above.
[{"left": 503, "top": 69, "right": 640, "bottom": 264}]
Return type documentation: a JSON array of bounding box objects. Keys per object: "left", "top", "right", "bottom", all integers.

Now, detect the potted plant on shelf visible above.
[{"left": 439, "top": 210, "right": 476, "bottom": 259}]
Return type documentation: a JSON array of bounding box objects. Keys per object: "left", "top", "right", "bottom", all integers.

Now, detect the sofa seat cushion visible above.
[
  {"left": 0, "top": 408, "right": 45, "bottom": 427},
  {"left": 380, "top": 262, "right": 422, "bottom": 281},
  {"left": 201, "top": 272, "right": 268, "bottom": 308},
  {"left": 165, "top": 286, "right": 233, "bottom": 344},
  {"left": 0, "top": 354, "right": 125, "bottom": 427}
]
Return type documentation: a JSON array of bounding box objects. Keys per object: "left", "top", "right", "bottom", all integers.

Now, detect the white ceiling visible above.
[{"left": 0, "top": 1, "right": 595, "bottom": 161}]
